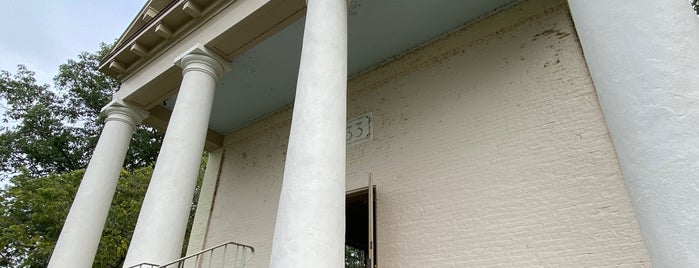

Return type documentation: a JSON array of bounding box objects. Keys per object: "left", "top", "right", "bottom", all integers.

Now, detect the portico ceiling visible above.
[{"left": 167, "top": 0, "right": 517, "bottom": 134}]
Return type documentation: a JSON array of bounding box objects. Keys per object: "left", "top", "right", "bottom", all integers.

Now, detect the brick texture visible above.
[{"left": 194, "top": 0, "right": 651, "bottom": 267}]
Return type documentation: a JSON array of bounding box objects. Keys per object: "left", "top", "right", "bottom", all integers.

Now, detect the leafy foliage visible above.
[
  {"left": 0, "top": 167, "right": 153, "bottom": 268},
  {"left": 0, "top": 45, "right": 181, "bottom": 267},
  {"left": 0, "top": 170, "right": 82, "bottom": 267},
  {"left": 0, "top": 44, "right": 164, "bottom": 179},
  {"left": 94, "top": 168, "right": 153, "bottom": 268},
  {"left": 345, "top": 245, "right": 367, "bottom": 268},
  {"left": 0, "top": 160, "right": 205, "bottom": 268},
  {"left": 0, "top": 66, "right": 83, "bottom": 176},
  {"left": 693, "top": 0, "right": 699, "bottom": 15}
]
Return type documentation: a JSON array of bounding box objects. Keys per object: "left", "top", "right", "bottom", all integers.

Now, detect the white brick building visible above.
[{"left": 49, "top": 0, "right": 699, "bottom": 267}]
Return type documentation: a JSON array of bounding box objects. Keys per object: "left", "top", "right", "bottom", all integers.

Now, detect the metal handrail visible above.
[
  {"left": 129, "top": 262, "right": 160, "bottom": 268},
  {"left": 129, "top": 241, "right": 255, "bottom": 268}
]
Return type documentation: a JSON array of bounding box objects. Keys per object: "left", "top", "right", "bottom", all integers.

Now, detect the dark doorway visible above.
[{"left": 345, "top": 188, "right": 376, "bottom": 268}]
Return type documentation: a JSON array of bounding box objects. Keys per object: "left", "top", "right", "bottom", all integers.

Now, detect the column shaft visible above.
[
  {"left": 269, "top": 0, "right": 348, "bottom": 267},
  {"left": 568, "top": 1, "right": 699, "bottom": 266},
  {"left": 48, "top": 102, "right": 146, "bottom": 268},
  {"left": 122, "top": 49, "right": 225, "bottom": 267}
]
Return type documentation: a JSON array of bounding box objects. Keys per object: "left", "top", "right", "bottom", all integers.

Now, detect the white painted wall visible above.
[
  {"left": 189, "top": 0, "right": 651, "bottom": 266},
  {"left": 200, "top": 110, "right": 292, "bottom": 268},
  {"left": 567, "top": 1, "right": 699, "bottom": 266},
  {"left": 185, "top": 149, "right": 224, "bottom": 254}
]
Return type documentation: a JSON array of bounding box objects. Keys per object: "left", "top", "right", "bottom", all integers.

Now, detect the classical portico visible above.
[
  {"left": 53, "top": 0, "right": 352, "bottom": 266},
  {"left": 48, "top": 0, "right": 699, "bottom": 267}
]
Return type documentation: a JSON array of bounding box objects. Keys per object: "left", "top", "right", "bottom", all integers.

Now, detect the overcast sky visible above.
[
  {"left": 0, "top": 1, "right": 145, "bottom": 85},
  {"left": 0, "top": 1, "right": 145, "bottom": 186}
]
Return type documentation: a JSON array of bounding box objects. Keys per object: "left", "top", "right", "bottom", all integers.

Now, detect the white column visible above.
[
  {"left": 48, "top": 101, "right": 148, "bottom": 268},
  {"left": 568, "top": 1, "right": 699, "bottom": 267},
  {"left": 269, "top": 0, "right": 348, "bottom": 267},
  {"left": 122, "top": 45, "right": 227, "bottom": 267},
  {"left": 124, "top": 45, "right": 227, "bottom": 267}
]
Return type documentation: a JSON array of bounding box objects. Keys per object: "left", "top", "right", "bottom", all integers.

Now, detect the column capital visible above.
[
  {"left": 101, "top": 100, "right": 150, "bottom": 129},
  {"left": 174, "top": 44, "right": 230, "bottom": 80}
]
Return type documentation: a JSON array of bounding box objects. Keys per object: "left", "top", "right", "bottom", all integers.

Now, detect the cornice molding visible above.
[{"left": 99, "top": 0, "right": 232, "bottom": 78}]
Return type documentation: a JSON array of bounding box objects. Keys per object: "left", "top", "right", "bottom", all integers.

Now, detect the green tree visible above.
[
  {"left": 0, "top": 161, "right": 205, "bottom": 268},
  {"left": 53, "top": 45, "right": 162, "bottom": 170},
  {"left": 0, "top": 45, "right": 182, "bottom": 267},
  {"left": 0, "top": 44, "right": 163, "bottom": 179},
  {"left": 94, "top": 168, "right": 153, "bottom": 268},
  {"left": 0, "top": 167, "right": 153, "bottom": 268},
  {"left": 0, "top": 66, "right": 82, "bottom": 176},
  {"left": 692, "top": 0, "right": 699, "bottom": 15},
  {"left": 0, "top": 170, "right": 82, "bottom": 267}
]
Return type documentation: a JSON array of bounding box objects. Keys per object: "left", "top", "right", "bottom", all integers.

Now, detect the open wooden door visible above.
[
  {"left": 368, "top": 173, "right": 375, "bottom": 268},
  {"left": 345, "top": 173, "right": 376, "bottom": 268}
]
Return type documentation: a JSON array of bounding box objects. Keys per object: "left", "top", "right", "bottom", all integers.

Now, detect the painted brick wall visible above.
[{"left": 191, "top": 0, "right": 651, "bottom": 266}]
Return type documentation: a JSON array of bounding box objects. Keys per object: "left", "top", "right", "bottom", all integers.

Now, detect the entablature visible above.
[{"left": 100, "top": 0, "right": 304, "bottom": 83}]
